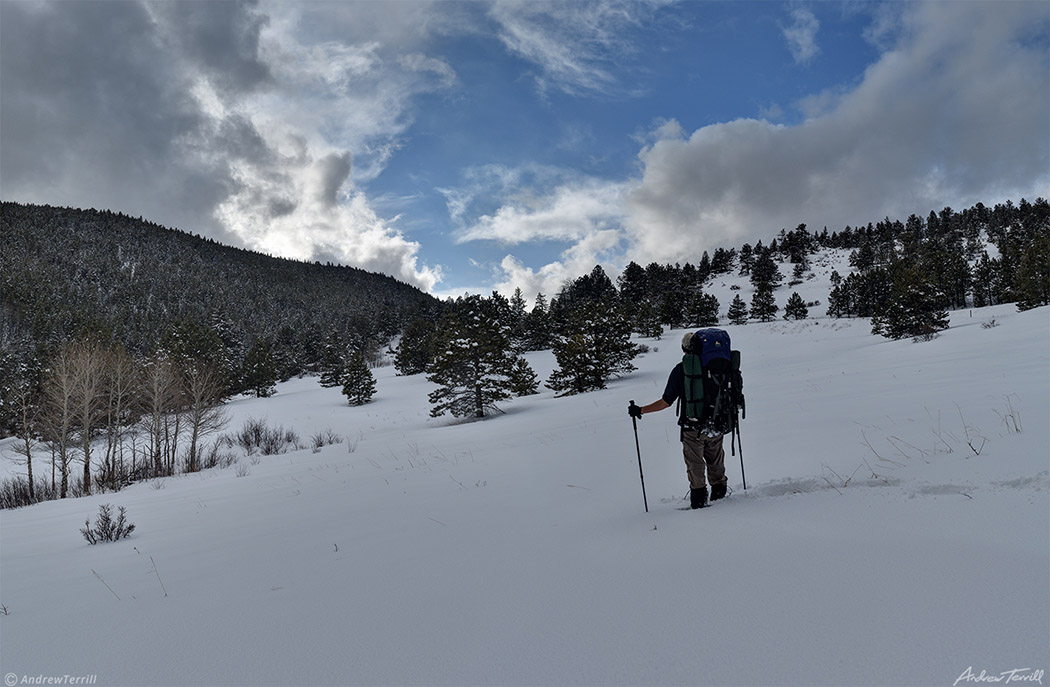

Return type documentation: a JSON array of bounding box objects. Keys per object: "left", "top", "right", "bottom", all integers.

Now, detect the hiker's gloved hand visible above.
[{"left": 628, "top": 402, "right": 643, "bottom": 419}]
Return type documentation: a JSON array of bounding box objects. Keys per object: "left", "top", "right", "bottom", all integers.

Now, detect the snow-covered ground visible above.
[{"left": 1, "top": 261, "right": 1048, "bottom": 685}]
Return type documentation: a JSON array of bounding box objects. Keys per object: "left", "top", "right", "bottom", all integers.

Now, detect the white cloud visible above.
[
  {"left": 459, "top": 1, "right": 1049, "bottom": 298},
  {"left": 397, "top": 53, "right": 458, "bottom": 88},
  {"left": 625, "top": 0, "right": 1049, "bottom": 262},
  {"left": 216, "top": 150, "right": 443, "bottom": 290},
  {"left": 438, "top": 163, "right": 632, "bottom": 299},
  {"left": 491, "top": 228, "right": 624, "bottom": 303},
  {"left": 487, "top": 0, "right": 664, "bottom": 96},
  {"left": 781, "top": 7, "right": 820, "bottom": 64},
  {"left": 455, "top": 178, "right": 629, "bottom": 244},
  {"left": 192, "top": 3, "right": 457, "bottom": 290}
]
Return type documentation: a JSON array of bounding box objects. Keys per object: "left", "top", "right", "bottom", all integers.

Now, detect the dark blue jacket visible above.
[{"left": 662, "top": 362, "right": 684, "bottom": 406}]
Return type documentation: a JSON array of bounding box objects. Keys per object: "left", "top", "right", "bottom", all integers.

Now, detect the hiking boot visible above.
[
  {"left": 690, "top": 487, "right": 708, "bottom": 509},
  {"left": 710, "top": 483, "right": 727, "bottom": 501}
]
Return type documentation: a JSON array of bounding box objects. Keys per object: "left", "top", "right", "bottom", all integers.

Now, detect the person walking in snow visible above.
[{"left": 628, "top": 331, "right": 736, "bottom": 509}]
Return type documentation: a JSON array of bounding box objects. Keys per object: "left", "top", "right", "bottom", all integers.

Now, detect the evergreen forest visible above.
[{"left": 1, "top": 198, "right": 1047, "bottom": 506}]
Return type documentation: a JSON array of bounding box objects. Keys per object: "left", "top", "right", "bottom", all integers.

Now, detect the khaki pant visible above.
[{"left": 681, "top": 428, "right": 727, "bottom": 490}]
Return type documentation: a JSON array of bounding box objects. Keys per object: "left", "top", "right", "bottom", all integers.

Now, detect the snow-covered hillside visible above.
[{"left": 1, "top": 254, "right": 1048, "bottom": 685}]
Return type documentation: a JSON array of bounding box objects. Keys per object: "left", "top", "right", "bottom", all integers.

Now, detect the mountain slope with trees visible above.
[{"left": 0, "top": 202, "right": 439, "bottom": 389}]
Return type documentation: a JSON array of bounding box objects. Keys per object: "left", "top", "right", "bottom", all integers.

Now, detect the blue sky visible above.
[{"left": 2, "top": 1, "right": 1048, "bottom": 301}]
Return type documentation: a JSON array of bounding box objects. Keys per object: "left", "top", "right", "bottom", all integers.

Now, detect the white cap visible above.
[{"left": 681, "top": 332, "right": 695, "bottom": 352}]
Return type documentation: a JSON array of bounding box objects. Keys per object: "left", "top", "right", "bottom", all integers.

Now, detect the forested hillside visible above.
[
  {"left": 0, "top": 197, "right": 1046, "bottom": 500},
  {"left": 1, "top": 202, "right": 439, "bottom": 384}
]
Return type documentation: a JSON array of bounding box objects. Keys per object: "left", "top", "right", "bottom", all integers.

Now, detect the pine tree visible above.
[
  {"left": 790, "top": 262, "right": 807, "bottom": 285},
  {"left": 162, "top": 318, "right": 232, "bottom": 392},
  {"left": 783, "top": 292, "right": 809, "bottom": 320},
  {"left": 636, "top": 299, "right": 663, "bottom": 338},
  {"left": 509, "top": 288, "right": 529, "bottom": 351},
  {"left": 617, "top": 262, "right": 647, "bottom": 335},
  {"left": 318, "top": 333, "right": 348, "bottom": 387},
  {"left": 686, "top": 292, "right": 720, "bottom": 327},
  {"left": 871, "top": 263, "right": 949, "bottom": 340},
  {"left": 659, "top": 290, "right": 687, "bottom": 329},
  {"left": 394, "top": 318, "right": 434, "bottom": 375},
  {"left": 710, "top": 248, "right": 736, "bottom": 274},
  {"left": 749, "top": 287, "right": 779, "bottom": 322},
  {"left": 738, "top": 243, "right": 754, "bottom": 276},
  {"left": 241, "top": 340, "right": 277, "bottom": 398},
  {"left": 849, "top": 241, "right": 879, "bottom": 271},
  {"left": 340, "top": 352, "right": 376, "bottom": 406},
  {"left": 750, "top": 251, "right": 783, "bottom": 290},
  {"left": 697, "top": 252, "right": 711, "bottom": 282},
  {"left": 426, "top": 295, "right": 521, "bottom": 418},
  {"left": 827, "top": 284, "right": 851, "bottom": 318},
  {"left": 834, "top": 268, "right": 891, "bottom": 317},
  {"left": 546, "top": 299, "right": 638, "bottom": 395},
  {"left": 971, "top": 253, "right": 1003, "bottom": 308},
  {"left": 522, "top": 293, "right": 553, "bottom": 351},
  {"left": 727, "top": 295, "right": 749, "bottom": 325},
  {"left": 509, "top": 357, "right": 539, "bottom": 396},
  {"left": 1014, "top": 232, "right": 1050, "bottom": 311}
]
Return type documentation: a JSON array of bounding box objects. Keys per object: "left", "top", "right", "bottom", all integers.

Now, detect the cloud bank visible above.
[
  {"left": 2, "top": 1, "right": 1046, "bottom": 301},
  {"left": 0, "top": 0, "right": 446, "bottom": 290},
  {"left": 453, "top": 1, "right": 1049, "bottom": 299}
]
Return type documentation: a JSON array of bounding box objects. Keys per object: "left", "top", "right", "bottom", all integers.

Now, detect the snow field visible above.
[{"left": 1, "top": 297, "right": 1047, "bottom": 685}]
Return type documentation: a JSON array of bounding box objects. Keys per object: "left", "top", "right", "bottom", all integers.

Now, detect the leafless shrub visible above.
[
  {"left": 956, "top": 404, "right": 987, "bottom": 456},
  {"left": 0, "top": 476, "right": 57, "bottom": 509},
  {"left": 311, "top": 429, "right": 344, "bottom": 453},
  {"left": 81, "top": 504, "right": 135, "bottom": 544},
  {"left": 229, "top": 418, "right": 302, "bottom": 456},
  {"left": 994, "top": 395, "right": 1023, "bottom": 434},
  {"left": 199, "top": 442, "right": 239, "bottom": 470}
]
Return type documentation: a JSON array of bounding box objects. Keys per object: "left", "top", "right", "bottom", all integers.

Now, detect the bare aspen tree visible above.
[
  {"left": 167, "top": 402, "right": 183, "bottom": 475},
  {"left": 101, "top": 346, "right": 137, "bottom": 490},
  {"left": 182, "top": 363, "right": 229, "bottom": 472},
  {"left": 9, "top": 374, "right": 41, "bottom": 501},
  {"left": 139, "top": 353, "right": 182, "bottom": 476},
  {"left": 69, "top": 341, "right": 107, "bottom": 495},
  {"left": 42, "top": 346, "right": 77, "bottom": 498}
]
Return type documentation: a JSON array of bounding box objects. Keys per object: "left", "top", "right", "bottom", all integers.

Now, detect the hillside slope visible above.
[
  {"left": 1, "top": 297, "right": 1046, "bottom": 686},
  {"left": 0, "top": 202, "right": 437, "bottom": 363}
]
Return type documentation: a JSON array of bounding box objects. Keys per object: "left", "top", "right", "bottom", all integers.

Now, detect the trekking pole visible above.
[
  {"left": 736, "top": 423, "right": 747, "bottom": 490},
  {"left": 629, "top": 400, "right": 649, "bottom": 513}
]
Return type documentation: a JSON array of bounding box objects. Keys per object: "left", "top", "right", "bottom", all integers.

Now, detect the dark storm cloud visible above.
[
  {"left": 146, "top": 0, "right": 272, "bottom": 95},
  {"left": 0, "top": 0, "right": 271, "bottom": 239},
  {"left": 315, "top": 153, "right": 352, "bottom": 208},
  {"left": 216, "top": 114, "right": 273, "bottom": 169},
  {"left": 0, "top": 0, "right": 445, "bottom": 289}
]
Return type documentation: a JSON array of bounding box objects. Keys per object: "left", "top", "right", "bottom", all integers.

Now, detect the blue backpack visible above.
[{"left": 681, "top": 328, "right": 744, "bottom": 435}]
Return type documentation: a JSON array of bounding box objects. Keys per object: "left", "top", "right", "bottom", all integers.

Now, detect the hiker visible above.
[{"left": 628, "top": 330, "right": 740, "bottom": 509}]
